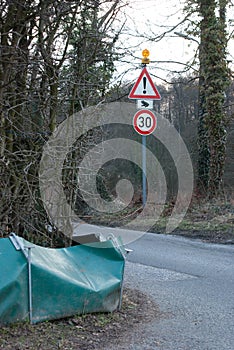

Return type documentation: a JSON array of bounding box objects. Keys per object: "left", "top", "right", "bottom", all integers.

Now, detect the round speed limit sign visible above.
[{"left": 133, "top": 109, "right": 157, "bottom": 135}]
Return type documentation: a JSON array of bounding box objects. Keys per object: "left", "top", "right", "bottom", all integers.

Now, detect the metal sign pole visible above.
[
  {"left": 142, "top": 135, "right": 147, "bottom": 207},
  {"left": 129, "top": 49, "right": 160, "bottom": 208}
]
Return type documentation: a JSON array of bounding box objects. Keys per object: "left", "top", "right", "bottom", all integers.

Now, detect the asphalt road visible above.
[{"left": 106, "top": 232, "right": 234, "bottom": 350}]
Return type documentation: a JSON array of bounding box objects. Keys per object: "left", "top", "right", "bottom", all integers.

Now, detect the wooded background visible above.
[{"left": 0, "top": 0, "right": 233, "bottom": 245}]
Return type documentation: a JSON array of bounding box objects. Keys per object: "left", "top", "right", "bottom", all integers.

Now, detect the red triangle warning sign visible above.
[{"left": 128, "top": 67, "right": 161, "bottom": 100}]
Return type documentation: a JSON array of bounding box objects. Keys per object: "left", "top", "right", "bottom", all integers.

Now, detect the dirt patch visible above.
[
  {"left": 84, "top": 199, "right": 234, "bottom": 245},
  {"left": 169, "top": 227, "right": 234, "bottom": 244},
  {"left": 169, "top": 201, "right": 234, "bottom": 244},
  {"left": 0, "top": 288, "right": 162, "bottom": 350}
]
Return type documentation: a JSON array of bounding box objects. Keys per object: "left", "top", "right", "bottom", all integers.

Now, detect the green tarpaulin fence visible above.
[{"left": 0, "top": 234, "right": 125, "bottom": 325}]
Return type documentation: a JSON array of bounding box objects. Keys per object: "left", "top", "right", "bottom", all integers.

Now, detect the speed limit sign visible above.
[{"left": 133, "top": 109, "right": 157, "bottom": 135}]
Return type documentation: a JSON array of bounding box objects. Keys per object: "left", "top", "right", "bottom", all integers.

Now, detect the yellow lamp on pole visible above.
[{"left": 142, "top": 49, "right": 150, "bottom": 64}]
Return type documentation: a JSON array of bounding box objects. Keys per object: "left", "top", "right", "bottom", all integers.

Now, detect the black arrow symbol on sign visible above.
[{"left": 141, "top": 101, "right": 149, "bottom": 107}]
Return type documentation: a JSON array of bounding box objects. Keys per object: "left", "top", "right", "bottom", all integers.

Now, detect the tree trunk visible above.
[{"left": 197, "top": 0, "right": 230, "bottom": 198}]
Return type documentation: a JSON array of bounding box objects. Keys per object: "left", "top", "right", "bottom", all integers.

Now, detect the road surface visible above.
[{"left": 105, "top": 232, "right": 234, "bottom": 350}]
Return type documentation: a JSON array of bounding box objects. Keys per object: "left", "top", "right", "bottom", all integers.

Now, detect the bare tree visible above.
[{"left": 0, "top": 0, "right": 126, "bottom": 246}]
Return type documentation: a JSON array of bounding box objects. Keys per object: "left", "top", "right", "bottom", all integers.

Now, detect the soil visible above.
[
  {"left": 169, "top": 227, "right": 234, "bottom": 244},
  {"left": 87, "top": 199, "right": 234, "bottom": 244},
  {"left": 169, "top": 201, "right": 234, "bottom": 244},
  {"left": 0, "top": 288, "right": 161, "bottom": 350}
]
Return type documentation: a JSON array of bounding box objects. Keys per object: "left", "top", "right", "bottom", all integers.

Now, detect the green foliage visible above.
[{"left": 184, "top": 0, "right": 231, "bottom": 197}]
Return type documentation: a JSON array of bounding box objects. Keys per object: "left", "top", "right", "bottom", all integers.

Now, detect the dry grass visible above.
[{"left": 0, "top": 288, "right": 161, "bottom": 350}]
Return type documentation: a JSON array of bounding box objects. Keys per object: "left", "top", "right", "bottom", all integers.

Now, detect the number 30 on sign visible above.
[{"left": 133, "top": 109, "right": 157, "bottom": 135}]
